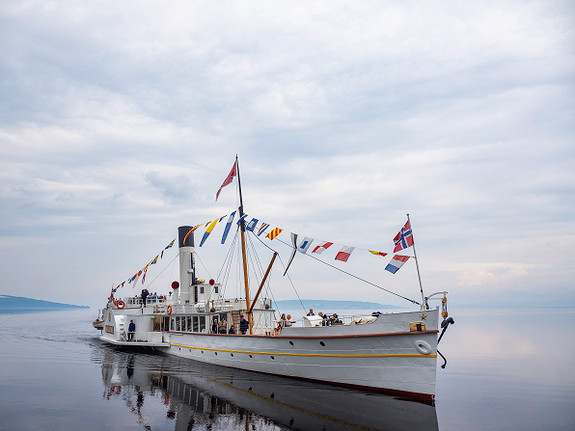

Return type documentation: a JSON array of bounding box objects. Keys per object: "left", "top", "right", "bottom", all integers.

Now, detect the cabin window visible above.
[
  {"left": 199, "top": 316, "right": 206, "bottom": 332},
  {"left": 193, "top": 317, "right": 199, "bottom": 332},
  {"left": 186, "top": 316, "right": 192, "bottom": 332},
  {"left": 200, "top": 286, "right": 204, "bottom": 294},
  {"left": 170, "top": 317, "right": 176, "bottom": 331},
  {"left": 214, "top": 286, "right": 219, "bottom": 294},
  {"left": 176, "top": 317, "right": 182, "bottom": 332}
]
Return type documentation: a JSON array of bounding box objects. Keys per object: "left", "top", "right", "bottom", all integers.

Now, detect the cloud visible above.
[{"left": 0, "top": 0, "right": 573, "bottom": 308}]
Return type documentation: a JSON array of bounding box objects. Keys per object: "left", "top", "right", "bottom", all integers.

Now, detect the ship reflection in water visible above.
[{"left": 97, "top": 345, "right": 438, "bottom": 431}]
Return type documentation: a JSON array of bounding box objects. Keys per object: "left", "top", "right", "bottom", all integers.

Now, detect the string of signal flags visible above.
[
  {"left": 188, "top": 211, "right": 415, "bottom": 273},
  {"left": 110, "top": 214, "right": 416, "bottom": 297}
]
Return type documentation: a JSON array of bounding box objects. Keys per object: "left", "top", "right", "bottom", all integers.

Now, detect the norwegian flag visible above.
[{"left": 393, "top": 220, "right": 414, "bottom": 252}]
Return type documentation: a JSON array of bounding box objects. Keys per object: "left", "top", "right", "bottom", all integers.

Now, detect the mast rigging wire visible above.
[{"left": 252, "top": 232, "right": 420, "bottom": 306}]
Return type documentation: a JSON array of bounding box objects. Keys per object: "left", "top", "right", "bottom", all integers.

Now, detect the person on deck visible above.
[
  {"left": 286, "top": 314, "right": 293, "bottom": 327},
  {"left": 307, "top": 308, "right": 315, "bottom": 316},
  {"left": 239, "top": 315, "right": 249, "bottom": 334},
  {"left": 128, "top": 320, "right": 135, "bottom": 341},
  {"left": 212, "top": 318, "right": 219, "bottom": 334},
  {"left": 141, "top": 289, "right": 149, "bottom": 307},
  {"left": 218, "top": 318, "right": 228, "bottom": 334}
]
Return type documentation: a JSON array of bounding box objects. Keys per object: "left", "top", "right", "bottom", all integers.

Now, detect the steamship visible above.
[{"left": 96, "top": 157, "right": 452, "bottom": 403}]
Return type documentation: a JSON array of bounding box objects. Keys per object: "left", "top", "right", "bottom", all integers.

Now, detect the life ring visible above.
[
  {"left": 415, "top": 339, "right": 432, "bottom": 355},
  {"left": 167, "top": 305, "right": 173, "bottom": 315},
  {"left": 116, "top": 300, "right": 125, "bottom": 309}
]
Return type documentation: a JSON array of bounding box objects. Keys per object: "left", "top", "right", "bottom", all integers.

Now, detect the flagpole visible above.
[
  {"left": 407, "top": 213, "right": 426, "bottom": 309},
  {"left": 235, "top": 155, "right": 253, "bottom": 333}
]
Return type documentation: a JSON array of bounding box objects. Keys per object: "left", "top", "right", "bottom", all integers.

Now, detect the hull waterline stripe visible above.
[{"left": 170, "top": 343, "right": 437, "bottom": 358}]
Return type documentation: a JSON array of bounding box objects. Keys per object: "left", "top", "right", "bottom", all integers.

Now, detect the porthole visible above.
[
  {"left": 230, "top": 353, "right": 234, "bottom": 357},
  {"left": 320, "top": 341, "right": 325, "bottom": 347},
  {"left": 270, "top": 356, "right": 275, "bottom": 360},
  {"left": 249, "top": 355, "right": 253, "bottom": 358},
  {"left": 289, "top": 341, "right": 294, "bottom": 346},
  {"left": 215, "top": 352, "right": 218, "bottom": 356},
  {"left": 270, "top": 393, "right": 275, "bottom": 399}
]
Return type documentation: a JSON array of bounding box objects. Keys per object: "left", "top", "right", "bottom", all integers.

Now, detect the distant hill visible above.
[
  {"left": 274, "top": 299, "right": 401, "bottom": 310},
  {"left": 0, "top": 295, "right": 89, "bottom": 314}
]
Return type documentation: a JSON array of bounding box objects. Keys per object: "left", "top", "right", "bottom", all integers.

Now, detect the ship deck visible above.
[{"left": 99, "top": 336, "right": 170, "bottom": 349}]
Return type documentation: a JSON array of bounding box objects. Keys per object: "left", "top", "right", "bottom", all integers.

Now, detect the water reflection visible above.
[{"left": 95, "top": 344, "right": 439, "bottom": 431}]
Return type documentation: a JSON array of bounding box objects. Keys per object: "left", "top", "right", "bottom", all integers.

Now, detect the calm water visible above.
[{"left": 0, "top": 308, "right": 573, "bottom": 430}]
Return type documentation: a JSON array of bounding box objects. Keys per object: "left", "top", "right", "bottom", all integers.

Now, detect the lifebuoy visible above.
[
  {"left": 167, "top": 305, "right": 173, "bottom": 315},
  {"left": 116, "top": 300, "right": 125, "bottom": 309},
  {"left": 415, "top": 339, "right": 432, "bottom": 355}
]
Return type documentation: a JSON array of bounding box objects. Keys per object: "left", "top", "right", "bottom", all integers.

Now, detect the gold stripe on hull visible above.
[{"left": 170, "top": 343, "right": 436, "bottom": 359}]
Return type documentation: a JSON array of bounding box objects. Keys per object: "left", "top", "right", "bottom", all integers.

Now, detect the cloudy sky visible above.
[{"left": 1, "top": 0, "right": 573, "bottom": 310}]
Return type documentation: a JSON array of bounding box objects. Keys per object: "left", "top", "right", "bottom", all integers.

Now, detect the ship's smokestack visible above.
[{"left": 177, "top": 226, "right": 196, "bottom": 303}]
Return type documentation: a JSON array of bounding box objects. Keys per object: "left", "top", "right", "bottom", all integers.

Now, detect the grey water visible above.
[{"left": 0, "top": 308, "right": 573, "bottom": 430}]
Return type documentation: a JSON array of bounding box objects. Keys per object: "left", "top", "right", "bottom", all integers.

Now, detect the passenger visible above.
[
  {"left": 307, "top": 308, "right": 315, "bottom": 316},
  {"left": 332, "top": 313, "right": 343, "bottom": 325},
  {"left": 128, "top": 320, "right": 135, "bottom": 341},
  {"left": 228, "top": 326, "right": 235, "bottom": 334},
  {"left": 286, "top": 314, "right": 293, "bottom": 327},
  {"left": 141, "top": 288, "right": 149, "bottom": 307},
  {"left": 212, "top": 318, "right": 219, "bottom": 334},
  {"left": 278, "top": 313, "right": 287, "bottom": 329},
  {"left": 218, "top": 318, "right": 228, "bottom": 334},
  {"left": 239, "top": 314, "right": 249, "bottom": 334},
  {"left": 318, "top": 312, "right": 328, "bottom": 326}
]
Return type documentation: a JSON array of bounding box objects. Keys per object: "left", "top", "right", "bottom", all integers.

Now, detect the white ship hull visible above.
[{"left": 100, "top": 305, "right": 439, "bottom": 401}]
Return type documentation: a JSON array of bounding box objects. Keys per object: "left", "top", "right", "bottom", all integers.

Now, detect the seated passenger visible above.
[
  {"left": 285, "top": 314, "right": 293, "bottom": 327},
  {"left": 218, "top": 318, "right": 228, "bottom": 334},
  {"left": 278, "top": 313, "right": 287, "bottom": 330},
  {"left": 239, "top": 314, "right": 249, "bottom": 334}
]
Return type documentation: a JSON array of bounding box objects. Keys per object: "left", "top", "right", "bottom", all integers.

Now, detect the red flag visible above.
[
  {"left": 335, "top": 246, "right": 354, "bottom": 262},
  {"left": 216, "top": 161, "right": 237, "bottom": 201}
]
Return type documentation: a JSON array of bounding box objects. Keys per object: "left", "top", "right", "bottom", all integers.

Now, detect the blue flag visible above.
[
  {"left": 246, "top": 218, "right": 259, "bottom": 232},
  {"left": 221, "top": 211, "right": 236, "bottom": 244}
]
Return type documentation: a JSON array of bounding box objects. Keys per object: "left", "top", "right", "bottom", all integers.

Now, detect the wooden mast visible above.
[{"left": 235, "top": 155, "right": 253, "bottom": 334}]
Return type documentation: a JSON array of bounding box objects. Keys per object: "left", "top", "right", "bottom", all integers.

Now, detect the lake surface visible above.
[{"left": 0, "top": 307, "right": 573, "bottom": 430}]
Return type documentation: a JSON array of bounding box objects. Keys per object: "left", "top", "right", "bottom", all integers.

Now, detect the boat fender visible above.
[
  {"left": 167, "top": 305, "right": 173, "bottom": 315},
  {"left": 116, "top": 300, "right": 125, "bottom": 309},
  {"left": 415, "top": 340, "right": 432, "bottom": 355}
]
